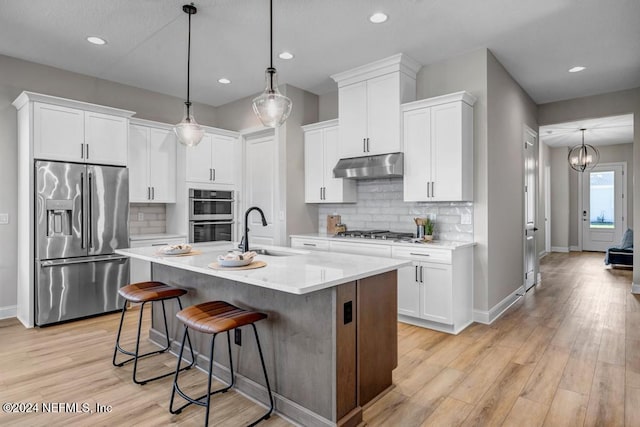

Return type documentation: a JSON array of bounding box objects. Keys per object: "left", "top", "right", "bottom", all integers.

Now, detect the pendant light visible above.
[
  {"left": 174, "top": 3, "right": 204, "bottom": 147},
  {"left": 568, "top": 128, "right": 599, "bottom": 172},
  {"left": 252, "top": 0, "right": 292, "bottom": 128}
]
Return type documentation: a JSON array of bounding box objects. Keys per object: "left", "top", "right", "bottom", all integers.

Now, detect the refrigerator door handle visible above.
[
  {"left": 40, "top": 254, "right": 129, "bottom": 267},
  {"left": 80, "top": 172, "right": 85, "bottom": 249},
  {"left": 88, "top": 171, "right": 93, "bottom": 249}
]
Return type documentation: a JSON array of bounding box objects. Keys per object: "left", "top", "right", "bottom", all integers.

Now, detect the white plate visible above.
[
  {"left": 218, "top": 258, "right": 253, "bottom": 267},
  {"left": 160, "top": 245, "right": 192, "bottom": 255}
]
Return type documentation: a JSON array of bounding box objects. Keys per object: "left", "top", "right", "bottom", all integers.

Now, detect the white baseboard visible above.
[
  {"left": 0, "top": 305, "right": 17, "bottom": 320},
  {"left": 570, "top": 246, "right": 580, "bottom": 252},
  {"left": 551, "top": 246, "right": 569, "bottom": 253},
  {"left": 473, "top": 287, "right": 523, "bottom": 325},
  {"left": 538, "top": 250, "right": 547, "bottom": 259},
  {"left": 632, "top": 283, "right": 640, "bottom": 294}
]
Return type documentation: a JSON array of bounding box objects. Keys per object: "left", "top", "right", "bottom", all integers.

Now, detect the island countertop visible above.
[{"left": 115, "top": 242, "right": 409, "bottom": 295}]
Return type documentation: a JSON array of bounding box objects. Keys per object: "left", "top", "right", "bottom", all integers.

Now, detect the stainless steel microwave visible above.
[{"left": 189, "top": 189, "right": 234, "bottom": 221}]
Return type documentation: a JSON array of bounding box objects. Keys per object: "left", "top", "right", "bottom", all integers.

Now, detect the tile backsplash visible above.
[
  {"left": 129, "top": 203, "right": 166, "bottom": 235},
  {"left": 318, "top": 178, "right": 473, "bottom": 242}
]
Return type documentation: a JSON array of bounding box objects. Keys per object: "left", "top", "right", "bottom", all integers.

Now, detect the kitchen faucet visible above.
[{"left": 241, "top": 206, "right": 268, "bottom": 252}]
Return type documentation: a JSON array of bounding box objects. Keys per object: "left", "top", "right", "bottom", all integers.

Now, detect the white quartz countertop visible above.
[
  {"left": 115, "top": 242, "right": 409, "bottom": 295},
  {"left": 290, "top": 233, "right": 475, "bottom": 250},
  {"left": 130, "top": 233, "right": 187, "bottom": 242}
]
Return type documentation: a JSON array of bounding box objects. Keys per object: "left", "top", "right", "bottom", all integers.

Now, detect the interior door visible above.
[
  {"left": 244, "top": 132, "right": 277, "bottom": 246},
  {"left": 524, "top": 129, "right": 537, "bottom": 291},
  {"left": 582, "top": 164, "right": 625, "bottom": 251}
]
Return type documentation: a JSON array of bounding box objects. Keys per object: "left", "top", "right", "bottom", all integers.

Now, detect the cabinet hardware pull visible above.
[
  {"left": 151, "top": 187, "right": 155, "bottom": 200},
  {"left": 212, "top": 168, "right": 216, "bottom": 181},
  {"left": 320, "top": 187, "right": 323, "bottom": 200},
  {"left": 427, "top": 181, "right": 430, "bottom": 197},
  {"left": 81, "top": 143, "right": 84, "bottom": 159},
  {"left": 323, "top": 187, "right": 326, "bottom": 200},
  {"left": 420, "top": 266, "right": 424, "bottom": 283},
  {"left": 303, "top": 243, "right": 317, "bottom": 247},
  {"left": 410, "top": 253, "right": 430, "bottom": 256},
  {"left": 415, "top": 265, "right": 418, "bottom": 282},
  {"left": 366, "top": 138, "right": 370, "bottom": 152},
  {"left": 432, "top": 181, "right": 435, "bottom": 198},
  {"left": 86, "top": 144, "right": 89, "bottom": 159},
  {"left": 147, "top": 187, "right": 150, "bottom": 200},
  {"left": 151, "top": 243, "right": 169, "bottom": 246}
]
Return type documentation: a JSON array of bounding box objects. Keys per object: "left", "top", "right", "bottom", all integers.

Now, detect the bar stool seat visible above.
[
  {"left": 113, "top": 281, "right": 195, "bottom": 385},
  {"left": 170, "top": 301, "right": 274, "bottom": 427}
]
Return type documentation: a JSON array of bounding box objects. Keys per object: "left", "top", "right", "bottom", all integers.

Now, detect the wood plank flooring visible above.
[{"left": 0, "top": 251, "right": 638, "bottom": 426}]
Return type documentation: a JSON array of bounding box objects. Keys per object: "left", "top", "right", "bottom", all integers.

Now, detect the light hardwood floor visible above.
[{"left": 0, "top": 252, "right": 638, "bottom": 426}]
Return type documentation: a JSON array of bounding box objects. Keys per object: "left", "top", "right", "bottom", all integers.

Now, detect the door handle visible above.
[
  {"left": 80, "top": 172, "right": 85, "bottom": 249},
  {"left": 533, "top": 227, "right": 539, "bottom": 231},
  {"left": 88, "top": 172, "right": 93, "bottom": 249}
]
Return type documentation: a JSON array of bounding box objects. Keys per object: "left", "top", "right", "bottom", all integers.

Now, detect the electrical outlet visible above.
[
  {"left": 137, "top": 212, "right": 144, "bottom": 221},
  {"left": 344, "top": 301, "right": 353, "bottom": 325},
  {"left": 234, "top": 328, "right": 242, "bottom": 346},
  {"left": 0, "top": 213, "right": 8, "bottom": 225}
]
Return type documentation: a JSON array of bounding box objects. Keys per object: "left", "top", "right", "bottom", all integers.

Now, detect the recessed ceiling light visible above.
[
  {"left": 278, "top": 51, "right": 294, "bottom": 60},
  {"left": 568, "top": 66, "right": 586, "bottom": 73},
  {"left": 217, "top": 78, "right": 231, "bottom": 84},
  {"left": 87, "top": 36, "right": 107, "bottom": 45},
  {"left": 369, "top": 12, "right": 388, "bottom": 24}
]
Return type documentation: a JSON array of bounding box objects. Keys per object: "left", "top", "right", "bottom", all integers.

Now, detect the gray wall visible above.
[
  {"left": 318, "top": 90, "right": 338, "bottom": 121},
  {"left": 0, "top": 54, "right": 218, "bottom": 314},
  {"left": 538, "top": 142, "right": 551, "bottom": 254},
  {"left": 550, "top": 147, "right": 570, "bottom": 249},
  {"left": 486, "top": 51, "right": 538, "bottom": 308},
  {"left": 538, "top": 87, "right": 640, "bottom": 284}
]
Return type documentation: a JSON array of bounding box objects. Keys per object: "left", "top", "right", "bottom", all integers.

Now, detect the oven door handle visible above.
[
  {"left": 190, "top": 198, "right": 235, "bottom": 202},
  {"left": 190, "top": 221, "right": 234, "bottom": 225}
]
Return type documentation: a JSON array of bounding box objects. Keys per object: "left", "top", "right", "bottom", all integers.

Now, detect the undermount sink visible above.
[{"left": 253, "top": 248, "right": 297, "bottom": 257}]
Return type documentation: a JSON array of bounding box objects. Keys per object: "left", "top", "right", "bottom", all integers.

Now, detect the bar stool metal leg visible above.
[{"left": 248, "top": 323, "right": 274, "bottom": 426}]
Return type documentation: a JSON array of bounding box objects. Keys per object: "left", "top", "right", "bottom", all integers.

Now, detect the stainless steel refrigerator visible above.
[{"left": 35, "top": 160, "right": 130, "bottom": 325}]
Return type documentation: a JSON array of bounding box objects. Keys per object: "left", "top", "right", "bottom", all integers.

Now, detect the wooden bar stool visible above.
[
  {"left": 169, "top": 301, "right": 274, "bottom": 427},
  {"left": 113, "top": 281, "right": 195, "bottom": 385}
]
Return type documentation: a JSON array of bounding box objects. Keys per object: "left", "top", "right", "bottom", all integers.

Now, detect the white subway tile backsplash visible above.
[
  {"left": 318, "top": 178, "right": 473, "bottom": 242},
  {"left": 129, "top": 203, "right": 167, "bottom": 235}
]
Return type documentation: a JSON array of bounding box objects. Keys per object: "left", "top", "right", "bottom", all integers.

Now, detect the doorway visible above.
[
  {"left": 580, "top": 162, "right": 627, "bottom": 252},
  {"left": 243, "top": 129, "right": 279, "bottom": 246},
  {"left": 524, "top": 126, "right": 538, "bottom": 291}
]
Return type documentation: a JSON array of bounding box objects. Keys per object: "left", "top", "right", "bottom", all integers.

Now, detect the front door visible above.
[
  {"left": 581, "top": 163, "right": 626, "bottom": 252},
  {"left": 524, "top": 128, "right": 538, "bottom": 291}
]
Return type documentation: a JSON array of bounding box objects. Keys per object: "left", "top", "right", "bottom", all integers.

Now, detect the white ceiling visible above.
[
  {"left": 0, "top": 0, "right": 638, "bottom": 107},
  {"left": 539, "top": 114, "right": 634, "bottom": 147}
]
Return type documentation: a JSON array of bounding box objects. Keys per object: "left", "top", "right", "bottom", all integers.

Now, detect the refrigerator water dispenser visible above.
[{"left": 46, "top": 199, "right": 73, "bottom": 236}]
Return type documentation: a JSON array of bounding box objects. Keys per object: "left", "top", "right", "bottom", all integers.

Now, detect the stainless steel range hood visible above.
[{"left": 333, "top": 152, "right": 404, "bottom": 179}]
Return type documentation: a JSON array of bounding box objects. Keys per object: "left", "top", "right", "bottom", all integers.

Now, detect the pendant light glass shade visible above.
[
  {"left": 175, "top": 102, "right": 205, "bottom": 147},
  {"left": 568, "top": 129, "right": 599, "bottom": 172},
  {"left": 174, "top": 4, "right": 204, "bottom": 147},
  {"left": 252, "top": 0, "right": 292, "bottom": 128},
  {"left": 252, "top": 67, "right": 292, "bottom": 128}
]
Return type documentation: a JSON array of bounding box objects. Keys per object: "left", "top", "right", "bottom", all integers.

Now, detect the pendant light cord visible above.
[
  {"left": 186, "top": 7, "right": 192, "bottom": 115},
  {"left": 270, "top": 0, "right": 273, "bottom": 69}
]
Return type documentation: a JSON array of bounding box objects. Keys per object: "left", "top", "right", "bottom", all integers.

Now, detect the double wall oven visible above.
[{"left": 189, "top": 189, "right": 234, "bottom": 243}]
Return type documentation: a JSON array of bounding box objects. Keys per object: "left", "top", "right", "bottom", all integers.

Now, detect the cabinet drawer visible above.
[
  {"left": 392, "top": 246, "right": 451, "bottom": 264},
  {"left": 291, "top": 238, "right": 329, "bottom": 251},
  {"left": 330, "top": 241, "right": 391, "bottom": 258},
  {"left": 130, "top": 237, "right": 186, "bottom": 248}
]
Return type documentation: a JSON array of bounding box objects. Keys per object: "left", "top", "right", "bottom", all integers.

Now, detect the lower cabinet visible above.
[
  {"left": 129, "top": 237, "right": 186, "bottom": 283},
  {"left": 290, "top": 237, "right": 330, "bottom": 251},
  {"left": 397, "top": 261, "right": 453, "bottom": 324}
]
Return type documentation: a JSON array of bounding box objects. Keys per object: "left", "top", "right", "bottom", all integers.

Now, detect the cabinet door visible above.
[
  {"left": 85, "top": 112, "right": 128, "bottom": 166},
  {"left": 185, "top": 134, "right": 213, "bottom": 183},
  {"left": 33, "top": 102, "right": 84, "bottom": 162},
  {"left": 148, "top": 128, "right": 176, "bottom": 202},
  {"left": 403, "top": 108, "right": 431, "bottom": 201},
  {"left": 338, "top": 81, "right": 368, "bottom": 158},
  {"left": 210, "top": 134, "right": 236, "bottom": 185},
  {"left": 304, "top": 129, "right": 324, "bottom": 203},
  {"left": 322, "top": 126, "right": 349, "bottom": 203},
  {"left": 431, "top": 102, "right": 463, "bottom": 201},
  {"left": 420, "top": 262, "right": 453, "bottom": 324},
  {"left": 128, "top": 125, "right": 150, "bottom": 202},
  {"left": 367, "top": 73, "right": 401, "bottom": 155},
  {"left": 397, "top": 263, "right": 421, "bottom": 317}
]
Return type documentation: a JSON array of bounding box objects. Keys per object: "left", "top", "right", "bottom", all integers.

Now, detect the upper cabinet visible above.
[
  {"left": 302, "top": 120, "right": 356, "bottom": 203},
  {"left": 129, "top": 119, "right": 176, "bottom": 203},
  {"left": 402, "top": 91, "right": 476, "bottom": 202},
  {"left": 13, "top": 92, "right": 134, "bottom": 166},
  {"left": 331, "top": 54, "right": 421, "bottom": 159},
  {"left": 185, "top": 131, "right": 238, "bottom": 185}
]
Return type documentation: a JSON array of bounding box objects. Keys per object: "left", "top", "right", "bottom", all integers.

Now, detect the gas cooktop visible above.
[{"left": 333, "top": 230, "right": 415, "bottom": 241}]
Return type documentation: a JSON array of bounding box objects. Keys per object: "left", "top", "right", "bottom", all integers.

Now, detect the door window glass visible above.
[{"left": 590, "top": 171, "right": 615, "bottom": 229}]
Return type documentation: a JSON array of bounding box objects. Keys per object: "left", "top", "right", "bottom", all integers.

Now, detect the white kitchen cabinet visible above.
[
  {"left": 186, "top": 132, "right": 237, "bottom": 185},
  {"left": 392, "top": 245, "right": 472, "bottom": 334},
  {"left": 402, "top": 91, "right": 476, "bottom": 202},
  {"left": 129, "top": 236, "right": 186, "bottom": 283},
  {"left": 303, "top": 120, "right": 356, "bottom": 203},
  {"left": 331, "top": 54, "right": 420, "bottom": 159},
  {"left": 290, "top": 237, "right": 330, "bottom": 251},
  {"left": 33, "top": 101, "right": 131, "bottom": 166},
  {"left": 129, "top": 120, "right": 176, "bottom": 203},
  {"left": 329, "top": 240, "right": 392, "bottom": 258}
]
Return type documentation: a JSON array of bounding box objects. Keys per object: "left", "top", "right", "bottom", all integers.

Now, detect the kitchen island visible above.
[{"left": 115, "top": 243, "right": 409, "bottom": 427}]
